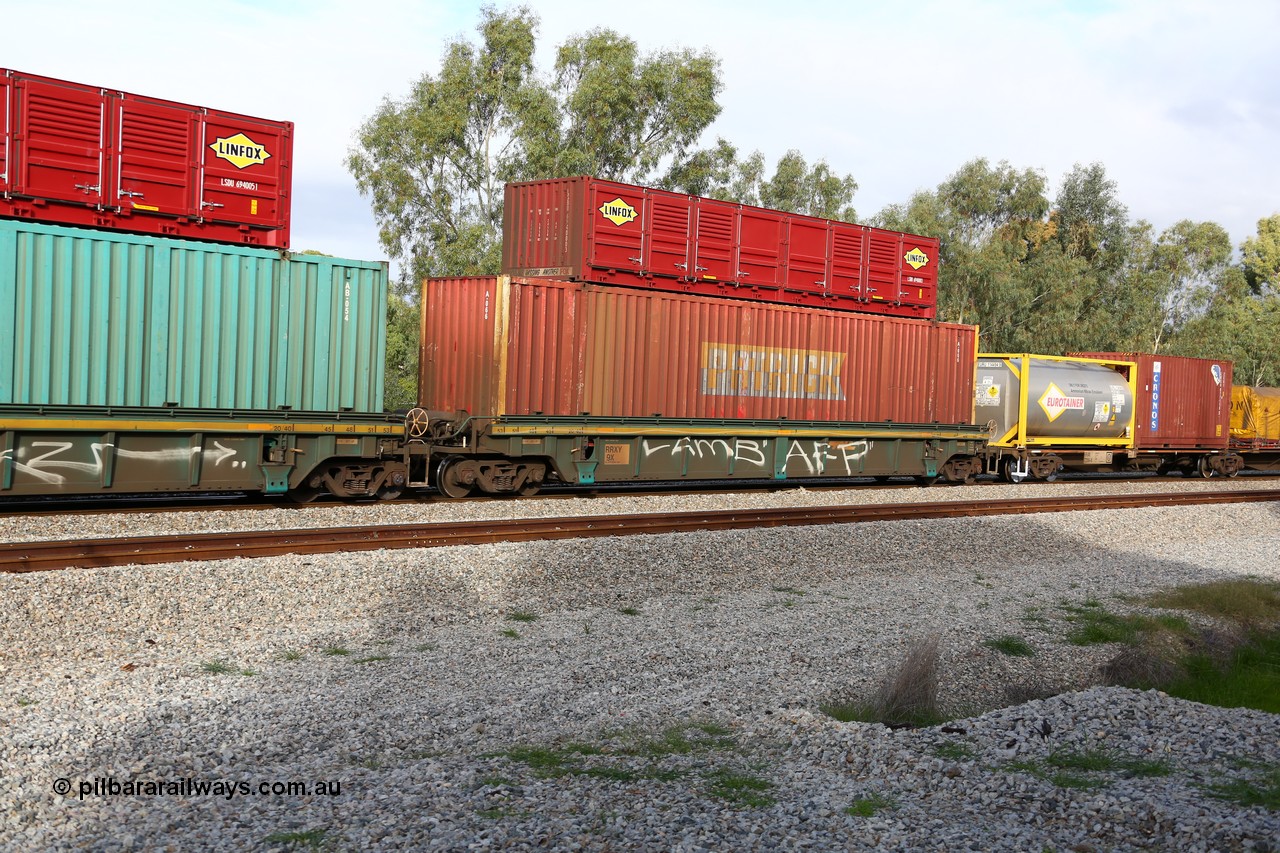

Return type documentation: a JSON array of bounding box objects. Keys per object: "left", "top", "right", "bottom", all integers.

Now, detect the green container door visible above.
[{"left": 0, "top": 219, "right": 387, "bottom": 412}]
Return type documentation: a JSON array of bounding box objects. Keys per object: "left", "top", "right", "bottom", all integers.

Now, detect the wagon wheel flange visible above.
[{"left": 436, "top": 456, "right": 475, "bottom": 499}]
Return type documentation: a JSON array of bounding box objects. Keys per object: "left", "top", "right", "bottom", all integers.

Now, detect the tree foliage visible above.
[{"left": 348, "top": 7, "right": 723, "bottom": 289}]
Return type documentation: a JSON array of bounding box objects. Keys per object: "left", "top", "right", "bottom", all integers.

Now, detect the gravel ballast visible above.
[{"left": 2, "top": 482, "right": 1278, "bottom": 850}]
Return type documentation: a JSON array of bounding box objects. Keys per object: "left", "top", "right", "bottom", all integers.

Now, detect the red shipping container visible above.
[
  {"left": 502, "top": 176, "right": 939, "bottom": 320},
  {"left": 1072, "top": 352, "right": 1232, "bottom": 450},
  {"left": 0, "top": 69, "right": 291, "bottom": 247},
  {"left": 421, "top": 276, "right": 976, "bottom": 425}
]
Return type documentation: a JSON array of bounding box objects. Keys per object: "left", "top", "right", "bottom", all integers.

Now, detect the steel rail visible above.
[{"left": 2, "top": 489, "right": 1278, "bottom": 573}]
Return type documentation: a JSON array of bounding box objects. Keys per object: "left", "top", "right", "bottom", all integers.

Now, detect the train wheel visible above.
[
  {"left": 377, "top": 486, "right": 405, "bottom": 500},
  {"left": 518, "top": 481, "right": 542, "bottom": 497},
  {"left": 1197, "top": 456, "right": 1216, "bottom": 479},
  {"left": 1001, "top": 458, "right": 1028, "bottom": 484},
  {"left": 436, "top": 457, "right": 475, "bottom": 499}
]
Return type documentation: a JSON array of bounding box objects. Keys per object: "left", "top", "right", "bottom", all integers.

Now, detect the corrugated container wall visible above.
[
  {"left": 0, "top": 219, "right": 386, "bottom": 412},
  {"left": 1072, "top": 352, "right": 1231, "bottom": 450},
  {"left": 1, "top": 69, "right": 292, "bottom": 247},
  {"left": 421, "top": 276, "right": 976, "bottom": 425},
  {"left": 502, "top": 176, "right": 940, "bottom": 320}
]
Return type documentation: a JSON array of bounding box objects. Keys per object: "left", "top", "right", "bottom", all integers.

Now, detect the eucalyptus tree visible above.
[{"left": 348, "top": 7, "right": 723, "bottom": 288}]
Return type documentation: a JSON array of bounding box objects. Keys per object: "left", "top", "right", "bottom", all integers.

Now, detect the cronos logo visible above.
[{"left": 208, "top": 133, "right": 271, "bottom": 170}]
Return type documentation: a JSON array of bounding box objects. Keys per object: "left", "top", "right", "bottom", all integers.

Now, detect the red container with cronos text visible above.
[
  {"left": 502, "top": 176, "right": 939, "bottom": 319},
  {"left": 1, "top": 69, "right": 291, "bottom": 247},
  {"left": 1072, "top": 352, "right": 1232, "bottom": 450}
]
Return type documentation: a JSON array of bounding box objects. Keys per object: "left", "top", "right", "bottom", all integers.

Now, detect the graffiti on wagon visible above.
[
  {"left": 641, "top": 437, "right": 871, "bottom": 476},
  {"left": 1, "top": 441, "right": 249, "bottom": 486}
]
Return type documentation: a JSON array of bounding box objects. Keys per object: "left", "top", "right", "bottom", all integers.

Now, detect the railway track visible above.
[{"left": 4, "top": 489, "right": 1278, "bottom": 573}]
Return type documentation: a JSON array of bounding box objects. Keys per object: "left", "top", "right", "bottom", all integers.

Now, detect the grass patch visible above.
[
  {"left": 322, "top": 646, "right": 350, "bottom": 657},
  {"left": 984, "top": 635, "right": 1036, "bottom": 657},
  {"left": 500, "top": 628, "right": 520, "bottom": 639},
  {"left": 263, "top": 828, "right": 327, "bottom": 850},
  {"left": 353, "top": 655, "right": 390, "bottom": 664},
  {"left": 1203, "top": 765, "right": 1280, "bottom": 810},
  {"left": 16, "top": 696, "right": 36, "bottom": 707},
  {"left": 494, "top": 721, "right": 749, "bottom": 803},
  {"left": 1145, "top": 578, "right": 1280, "bottom": 626},
  {"left": 845, "top": 792, "right": 896, "bottom": 817},
  {"left": 617, "top": 606, "right": 641, "bottom": 616},
  {"left": 415, "top": 643, "right": 438, "bottom": 652},
  {"left": 200, "top": 659, "right": 238, "bottom": 675},
  {"left": 279, "top": 649, "right": 303, "bottom": 661},
  {"left": 1002, "top": 748, "right": 1170, "bottom": 791},
  {"left": 705, "top": 769, "right": 774, "bottom": 807},
  {"left": 933, "top": 741, "right": 976, "bottom": 761},
  {"left": 1160, "top": 630, "right": 1280, "bottom": 713},
  {"left": 506, "top": 611, "right": 539, "bottom": 623},
  {"left": 1061, "top": 605, "right": 1150, "bottom": 646},
  {"left": 771, "top": 586, "right": 806, "bottom": 596},
  {"left": 1047, "top": 748, "right": 1170, "bottom": 778}
]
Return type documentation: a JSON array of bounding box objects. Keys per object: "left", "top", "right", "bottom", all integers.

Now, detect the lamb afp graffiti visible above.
[{"left": 641, "top": 437, "right": 871, "bottom": 476}]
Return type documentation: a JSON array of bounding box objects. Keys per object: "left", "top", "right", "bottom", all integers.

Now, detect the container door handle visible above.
[
  {"left": 119, "top": 190, "right": 144, "bottom": 198},
  {"left": 694, "top": 265, "right": 708, "bottom": 272},
  {"left": 202, "top": 201, "right": 225, "bottom": 209},
  {"left": 74, "top": 183, "right": 100, "bottom": 194},
  {"left": 627, "top": 256, "right": 641, "bottom": 264},
  {"left": 673, "top": 262, "right": 687, "bottom": 270}
]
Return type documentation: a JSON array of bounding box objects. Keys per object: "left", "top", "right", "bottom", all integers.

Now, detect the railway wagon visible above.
[
  {"left": 502, "top": 176, "right": 940, "bottom": 320},
  {"left": 0, "top": 217, "right": 406, "bottom": 501},
  {"left": 0, "top": 69, "right": 293, "bottom": 247},
  {"left": 409, "top": 275, "right": 986, "bottom": 496}
]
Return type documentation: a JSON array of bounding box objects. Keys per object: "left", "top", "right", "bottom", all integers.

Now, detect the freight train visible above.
[{"left": 0, "top": 69, "right": 1270, "bottom": 503}]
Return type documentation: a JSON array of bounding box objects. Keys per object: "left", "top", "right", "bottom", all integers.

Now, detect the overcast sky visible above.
[{"left": 6, "top": 0, "right": 1278, "bottom": 278}]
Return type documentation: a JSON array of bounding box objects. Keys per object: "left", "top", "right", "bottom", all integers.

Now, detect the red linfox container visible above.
[
  {"left": 421, "top": 276, "right": 976, "bottom": 425},
  {"left": 1072, "top": 352, "right": 1232, "bottom": 450},
  {"left": 502, "top": 176, "right": 940, "bottom": 320},
  {"left": 0, "top": 69, "right": 291, "bottom": 247}
]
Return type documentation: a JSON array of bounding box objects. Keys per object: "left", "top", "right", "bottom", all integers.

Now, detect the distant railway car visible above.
[
  {"left": 0, "top": 69, "right": 292, "bottom": 246},
  {"left": 502, "top": 176, "right": 939, "bottom": 320},
  {"left": 978, "top": 352, "right": 1241, "bottom": 481},
  {"left": 0, "top": 219, "right": 387, "bottom": 413},
  {"left": 410, "top": 275, "right": 986, "bottom": 496},
  {"left": 1231, "top": 386, "right": 1280, "bottom": 470}
]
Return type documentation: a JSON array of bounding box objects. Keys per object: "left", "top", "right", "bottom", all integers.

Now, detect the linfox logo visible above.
[
  {"left": 209, "top": 132, "right": 271, "bottom": 170},
  {"left": 598, "top": 197, "right": 638, "bottom": 226},
  {"left": 1038, "top": 382, "right": 1085, "bottom": 422},
  {"left": 904, "top": 247, "right": 930, "bottom": 270}
]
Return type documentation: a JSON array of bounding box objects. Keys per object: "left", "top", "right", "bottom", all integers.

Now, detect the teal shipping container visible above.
[{"left": 0, "top": 220, "right": 387, "bottom": 412}]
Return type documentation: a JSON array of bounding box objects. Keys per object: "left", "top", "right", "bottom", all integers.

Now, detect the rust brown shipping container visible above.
[
  {"left": 421, "top": 276, "right": 977, "bottom": 425},
  {"left": 1072, "top": 352, "right": 1232, "bottom": 450}
]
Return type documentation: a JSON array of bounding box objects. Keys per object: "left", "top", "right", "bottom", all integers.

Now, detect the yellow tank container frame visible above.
[
  {"left": 1231, "top": 386, "right": 1280, "bottom": 441},
  {"left": 977, "top": 353, "right": 1139, "bottom": 449}
]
